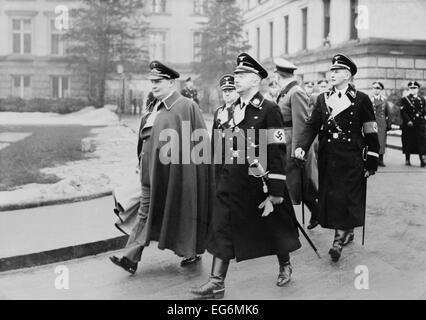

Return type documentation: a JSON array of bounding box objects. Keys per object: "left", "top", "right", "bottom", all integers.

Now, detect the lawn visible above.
[{"left": 0, "top": 125, "right": 95, "bottom": 191}]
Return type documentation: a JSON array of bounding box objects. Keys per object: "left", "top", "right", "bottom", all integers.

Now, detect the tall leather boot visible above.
[
  {"left": 420, "top": 155, "right": 425, "bottom": 168},
  {"left": 190, "top": 256, "right": 229, "bottom": 299},
  {"left": 277, "top": 254, "right": 292, "bottom": 287}
]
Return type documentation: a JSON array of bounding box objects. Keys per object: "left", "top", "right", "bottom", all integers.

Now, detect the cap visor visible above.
[
  {"left": 221, "top": 85, "right": 236, "bottom": 90},
  {"left": 234, "top": 66, "right": 259, "bottom": 74},
  {"left": 148, "top": 74, "right": 168, "bottom": 80},
  {"left": 330, "top": 64, "right": 351, "bottom": 71}
]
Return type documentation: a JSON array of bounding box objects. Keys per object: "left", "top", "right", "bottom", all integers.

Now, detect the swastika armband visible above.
[
  {"left": 363, "top": 121, "right": 378, "bottom": 134},
  {"left": 267, "top": 128, "right": 286, "bottom": 144}
]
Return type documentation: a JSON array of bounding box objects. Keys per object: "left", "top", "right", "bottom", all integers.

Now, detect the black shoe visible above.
[
  {"left": 276, "top": 262, "right": 292, "bottom": 287},
  {"left": 405, "top": 160, "right": 411, "bottom": 166},
  {"left": 181, "top": 255, "right": 201, "bottom": 267},
  {"left": 421, "top": 162, "right": 426, "bottom": 168},
  {"left": 378, "top": 161, "right": 386, "bottom": 167},
  {"left": 307, "top": 219, "right": 319, "bottom": 230},
  {"left": 109, "top": 256, "right": 137, "bottom": 274},
  {"left": 329, "top": 243, "right": 342, "bottom": 262}
]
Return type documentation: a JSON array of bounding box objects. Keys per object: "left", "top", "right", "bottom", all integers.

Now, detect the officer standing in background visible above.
[
  {"left": 275, "top": 58, "right": 320, "bottom": 230},
  {"left": 181, "top": 77, "right": 200, "bottom": 105},
  {"left": 304, "top": 81, "right": 315, "bottom": 98},
  {"left": 191, "top": 53, "right": 301, "bottom": 299},
  {"left": 399, "top": 81, "right": 426, "bottom": 167},
  {"left": 212, "top": 74, "right": 239, "bottom": 181},
  {"left": 370, "top": 81, "right": 391, "bottom": 167},
  {"left": 317, "top": 79, "right": 330, "bottom": 94},
  {"left": 295, "top": 54, "right": 380, "bottom": 262}
]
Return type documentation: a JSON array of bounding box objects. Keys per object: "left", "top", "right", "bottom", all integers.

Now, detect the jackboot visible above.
[
  {"left": 190, "top": 256, "right": 229, "bottom": 299},
  {"left": 276, "top": 254, "right": 292, "bottom": 287}
]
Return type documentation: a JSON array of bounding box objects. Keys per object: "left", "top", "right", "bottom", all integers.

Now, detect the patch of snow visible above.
[
  {"left": 0, "top": 124, "right": 139, "bottom": 208},
  {"left": 0, "top": 107, "right": 120, "bottom": 126}
]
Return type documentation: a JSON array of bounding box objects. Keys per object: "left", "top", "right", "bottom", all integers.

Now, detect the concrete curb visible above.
[
  {"left": 0, "top": 190, "right": 112, "bottom": 212},
  {"left": 0, "top": 236, "right": 128, "bottom": 273}
]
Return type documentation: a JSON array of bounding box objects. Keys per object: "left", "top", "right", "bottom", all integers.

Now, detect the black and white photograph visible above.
[{"left": 0, "top": 0, "right": 425, "bottom": 306}]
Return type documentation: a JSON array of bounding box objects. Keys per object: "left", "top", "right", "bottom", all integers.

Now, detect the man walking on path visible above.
[
  {"left": 295, "top": 53, "right": 380, "bottom": 262},
  {"left": 275, "top": 58, "right": 320, "bottom": 230},
  {"left": 399, "top": 81, "right": 426, "bottom": 167},
  {"left": 370, "top": 81, "right": 391, "bottom": 167},
  {"left": 191, "top": 53, "right": 301, "bottom": 299},
  {"left": 110, "top": 61, "right": 212, "bottom": 274}
]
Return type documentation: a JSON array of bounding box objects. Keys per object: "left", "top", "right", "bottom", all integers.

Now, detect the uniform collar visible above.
[
  {"left": 329, "top": 83, "right": 357, "bottom": 100},
  {"left": 281, "top": 80, "right": 298, "bottom": 96},
  {"left": 159, "top": 90, "right": 180, "bottom": 110},
  {"left": 237, "top": 91, "right": 265, "bottom": 109}
]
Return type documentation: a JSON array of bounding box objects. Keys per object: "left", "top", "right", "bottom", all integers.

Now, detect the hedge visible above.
[{"left": 0, "top": 97, "right": 92, "bottom": 114}]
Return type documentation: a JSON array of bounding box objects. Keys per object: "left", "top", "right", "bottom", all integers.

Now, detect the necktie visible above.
[{"left": 338, "top": 92, "right": 342, "bottom": 98}]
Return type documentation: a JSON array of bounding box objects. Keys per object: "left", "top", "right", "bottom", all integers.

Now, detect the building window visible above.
[
  {"left": 51, "top": 76, "right": 70, "bottom": 98},
  {"left": 193, "top": 32, "right": 202, "bottom": 62},
  {"left": 256, "top": 27, "right": 260, "bottom": 60},
  {"left": 50, "top": 20, "right": 66, "bottom": 55},
  {"left": 323, "top": 0, "right": 331, "bottom": 43},
  {"left": 301, "top": 7, "right": 308, "bottom": 50},
  {"left": 350, "top": 0, "right": 359, "bottom": 40},
  {"left": 149, "top": 31, "right": 167, "bottom": 61},
  {"left": 12, "top": 75, "right": 31, "bottom": 98},
  {"left": 193, "top": 0, "right": 207, "bottom": 15},
  {"left": 12, "top": 19, "right": 32, "bottom": 54},
  {"left": 152, "top": 0, "right": 167, "bottom": 13},
  {"left": 283, "top": 15, "right": 289, "bottom": 54},
  {"left": 269, "top": 21, "right": 274, "bottom": 58}
]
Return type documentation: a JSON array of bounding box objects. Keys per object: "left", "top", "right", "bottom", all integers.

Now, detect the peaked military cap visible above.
[
  {"left": 274, "top": 57, "right": 298, "bottom": 76},
  {"left": 219, "top": 74, "right": 235, "bottom": 90},
  {"left": 148, "top": 61, "right": 180, "bottom": 80},
  {"left": 372, "top": 81, "right": 384, "bottom": 90},
  {"left": 408, "top": 80, "right": 420, "bottom": 88},
  {"left": 234, "top": 53, "right": 268, "bottom": 79},
  {"left": 330, "top": 53, "right": 357, "bottom": 76}
]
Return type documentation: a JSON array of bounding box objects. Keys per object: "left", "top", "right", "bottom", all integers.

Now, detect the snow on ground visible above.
[
  {"left": 0, "top": 106, "right": 120, "bottom": 126},
  {"left": 0, "top": 107, "right": 139, "bottom": 208}
]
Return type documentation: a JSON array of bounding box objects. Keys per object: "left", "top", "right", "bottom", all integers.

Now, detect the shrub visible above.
[{"left": 0, "top": 97, "right": 92, "bottom": 114}]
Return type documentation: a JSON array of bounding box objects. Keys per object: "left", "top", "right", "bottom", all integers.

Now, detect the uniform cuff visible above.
[
  {"left": 267, "top": 174, "right": 286, "bottom": 197},
  {"left": 365, "top": 152, "right": 379, "bottom": 171}
]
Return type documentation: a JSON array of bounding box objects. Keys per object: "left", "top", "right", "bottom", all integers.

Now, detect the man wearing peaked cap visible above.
[
  {"left": 330, "top": 53, "right": 357, "bottom": 76},
  {"left": 274, "top": 57, "right": 320, "bottom": 231},
  {"left": 295, "top": 53, "right": 380, "bottom": 262},
  {"left": 181, "top": 76, "right": 200, "bottom": 106},
  {"left": 212, "top": 74, "right": 238, "bottom": 182},
  {"left": 400, "top": 80, "right": 426, "bottom": 167},
  {"left": 110, "top": 60, "right": 213, "bottom": 274},
  {"left": 191, "top": 53, "right": 301, "bottom": 299},
  {"left": 370, "top": 81, "right": 391, "bottom": 167}
]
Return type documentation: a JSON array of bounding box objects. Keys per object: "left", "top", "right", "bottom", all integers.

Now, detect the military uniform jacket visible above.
[
  {"left": 212, "top": 103, "right": 234, "bottom": 182},
  {"left": 298, "top": 84, "right": 380, "bottom": 230},
  {"left": 371, "top": 95, "right": 391, "bottom": 154},
  {"left": 277, "top": 81, "right": 318, "bottom": 204},
  {"left": 399, "top": 94, "right": 426, "bottom": 155},
  {"left": 207, "top": 92, "right": 301, "bottom": 262}
]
